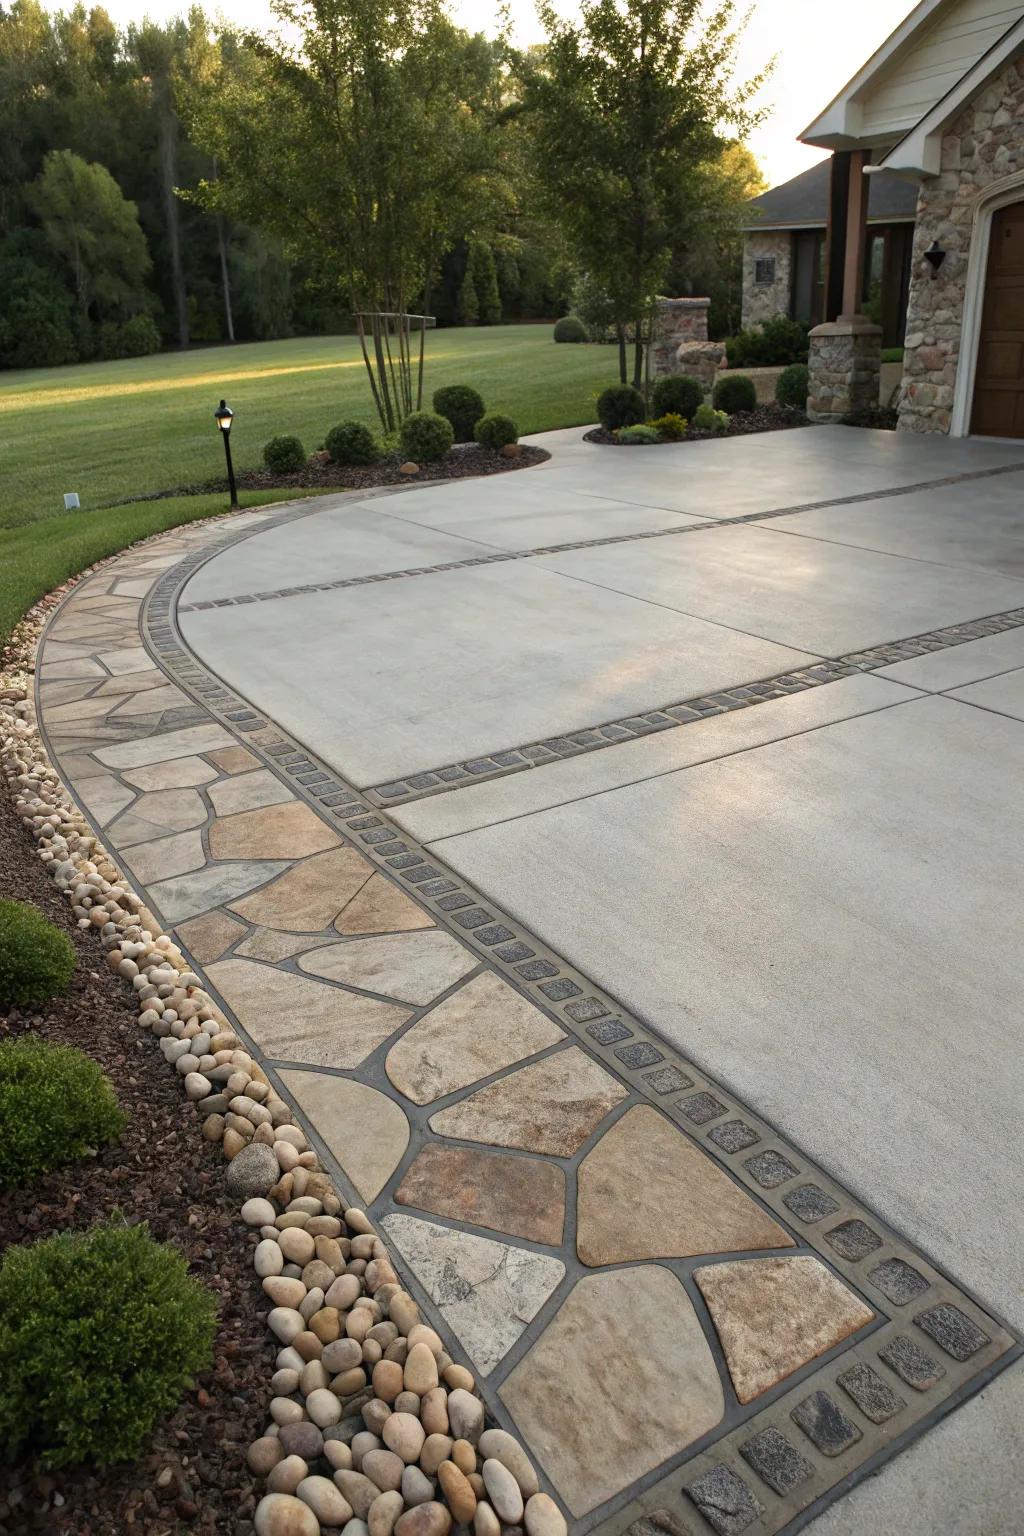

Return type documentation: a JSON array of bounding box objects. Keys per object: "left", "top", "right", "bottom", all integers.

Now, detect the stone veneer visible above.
[
  {"left": 741, "top": 230, "right": 792, "bottom": 329},
  {"left": 807, "top": 317, "right": 883, "bottom": 422},
  {"left": 648, "top": 296, "right": 725, "bottom": 388},
  {"left": 899, "top": 56, "right": 1024, "bottom": 434}
]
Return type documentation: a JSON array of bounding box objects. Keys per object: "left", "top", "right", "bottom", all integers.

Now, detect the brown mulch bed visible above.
[
  {"left": 115, "top": 442, "right": 549, "bottom": 505},
  {"left": 583, "top": 404, "right": 810, "bottom": 445},
  {"left": 0, "top": 795, "right": 270, "bottom": 1536}
]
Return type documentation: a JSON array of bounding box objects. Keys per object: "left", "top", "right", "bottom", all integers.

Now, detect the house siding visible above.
[{"left": 741, "top": 231, "right": 792, "bottom": 328}]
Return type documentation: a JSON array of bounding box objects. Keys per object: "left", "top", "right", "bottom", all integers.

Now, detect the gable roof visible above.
[{"left": 742, "top": 160, "right": 919, "bottom": 230}]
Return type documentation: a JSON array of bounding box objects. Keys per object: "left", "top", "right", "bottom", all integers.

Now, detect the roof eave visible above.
[{"left": 799, "top": 0, "right": 948, "bottom": 144}]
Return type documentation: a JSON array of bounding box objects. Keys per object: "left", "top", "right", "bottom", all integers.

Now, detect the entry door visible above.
[{"left": 972, "top": 201, "right": 1024, "bottom": 437}]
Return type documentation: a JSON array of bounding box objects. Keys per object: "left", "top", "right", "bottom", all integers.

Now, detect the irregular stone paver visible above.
[
  {"left": 207, "top": 957, "right": 411, "bottom": 1066},
  {"left": 395, "top": 1143, "right": 565, "bottom": 1246},
  {"left": 122, "top": 828, "right": 206, "bottom": 885},
  {"left": 428, "top": 1046, "right": 627, "bottom": 1155},
  {"left": 576, "top": 1105, "right": 793, "bottom": 1264},
  {"left": 299, "top": 930, "right": 477, "bottom": 1006},
  {"left": 386, "top": 971, "right": 565, "bottom": 1106},
  {"left": 694, "top": 1256, "right": 874, "bottom": 1404},
  {"left": 208, "top": 767, "right": 295, "bottom": 816},
  {"left": 111, "top": 683, "right": 187, "bottom": 717},
  {"left": 207, "top": 744, "right": 260, "bottom": 773},
  {"left": 236, "top": 928, "right": 322, "bottom": 962},
  {"left": 108, "top": 787, "right": 207, "bottom": 845},
  {"left": 381, "top": 1214, "right": 565, "bottom": 1376},
  {"left": 149, "top": 860, "right": 291, "bottom": 924},
  {"left": 209, "top": 800, "right": 340, "bottom": 860},
  {"left": 280, "top": 1071, "right": 409, "bottom": 1200},
  {"left": 94, "top": 721, "right": 233, "bottom": 766},
  {"left": 122, "top": 755, "right": 219, "bottom": 790},
  {"left": 335, "top": 873, "right": 435, "bottom": 935},
  {"left": 501, "top": 1265, "right": 724, "bottom": 1516},
  {"left": 230, "top": 845, "right": 375, "bottom": 931},
  {"left": 73, "top": 772, "right": 135, "bottom": 824},
  {"left": 176, "top": 909, "right": 248, "bottom": 965}
]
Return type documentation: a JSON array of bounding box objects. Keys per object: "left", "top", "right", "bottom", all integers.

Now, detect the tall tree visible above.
[
  {"left": 27, "top": 148, "right": 150, "bottom": 319},
  {"left": 525, "top": 0, "right": 769, "bottom": 386},
  {"left": 127, "top": 20, "right": 189, "bottom": 348}
]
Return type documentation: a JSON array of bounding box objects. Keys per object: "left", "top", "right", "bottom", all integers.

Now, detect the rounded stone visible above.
[
  {"left": 404, "top": 1343, "right": 438, "bottom": 1396},
  {"left": 307, "top": 1387, "right": 344, "bottom": 1427},
  {"left": 362, "top": 1448, "right": 405, "bottom": 1492},
  {"left": 279, "top": 1422, "right": 325, "bottom": 1461},
  {"left": 297, "top": 1474, "right": 354, "bottom": 1526},
  {"left": 394, "top": 1391, "right": 420, "bottom": 1417},
  {"left": 268, "top": 1307, "right": 306, "bottom": 1344},
  {"left": 264, "top": 1277, "right": 308, "bottom": 1309},
  {"left": 389, "top": 1292, "right": 420, "bottom": 1334},
  {"left": 383, "top": 1413, "right": 425, "bottom": 1465},
  {"left": 324, "top": 1337, "right": 365, "bottom": 1374},
  {"left": 351, "top": 1430, "right": 382, "bottom": 1467},
  {"left": 524, "top": 1495, "right": 567, "bottom": 1536},
  {"left": 301, "top": 1360, "right": 330, "bottom": 1396},
  {"left": 400, "top": 1467, "right": 435, "bottom": 1508},
  {"left": 327, "top": 1273, "right": 363, "bottom": 1311},
  {"left": 274, "top": 1368, "right": 302, "bottom": 1396},
  {"left": 478, "top": 1431, "right": 538, "bottom": 1498},
  {"left": 227, "top": 1142, "right": 281, "bottom": 1198},
  {"left": 325, "top": 1439, "right": 355, "bottom": 1472},
  {"left": 310, "top": 1306, "right": 342, "bottom": 1344},
  {"left": 475, "top": 1503, "right": 501, "bottom": 1536},
  {"left": 279, "top": 1227, "right": 316, "bottom": 1265},
  {"left": 254, "top": 1492, "right": 320, "bottom": 1536},
  {"left": 438, "top": 1462, "right": 477, "bottom": 1524},
  {"left": 368, "top": 1489, "right": 405, "bottom": 1536},
  {"left": 420, "top": 1389, "right": 449, "bottom": 1436},
  {"left": 407, "top": 1325, "right": 444, "bottom": 1359},
  {"left": 447, "top": 1390, "right": 483, "bottom": 1446},
  {"left": 443, "top": 1365, "right": 475, "bottom": 1392},
  {"left": 333, "top": 1366, "right": 369, "bottom": 1398},
  {"left": 268, "top": 1455, "right": 310, "bottom": 1493},
  {"left": 482, "top": 1461, "right": 523, "bottom": 1525},
  {"left": 373, "top": 1359, "right": 405, "bottom": 1404},
  {"left": 363, "top": 1399, "right": 393, "bottom": 1435},
  {"left": 335, "top": 1470, "right": 382, "bottom": 1519},
  {"left": 248, "top": 1436, "right": 285, "bottom": 1476},
  {"left": 394, "top": 1502, "right": 452, "bottom": 1536},
  {"left": 256, "top": 1239, "right": 286, "bottom": 1278},
  {"left": 420, "top": 1434, "right": 454, "bottom": 1476},
  {"left": 271, "top": 1396, "right": 305, "bottom": 1426},
  {"left": 451, "top": 1441, "right": 476, "bottom": 1476}
]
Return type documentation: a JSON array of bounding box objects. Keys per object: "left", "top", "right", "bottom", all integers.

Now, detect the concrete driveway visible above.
[{"left": 180, "top": 424, "right": 1024, "bottom": 1533}]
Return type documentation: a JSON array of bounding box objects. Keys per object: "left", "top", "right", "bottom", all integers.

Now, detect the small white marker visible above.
[{"left": 63, "top": 493, "right": 81, "bottom": 511}]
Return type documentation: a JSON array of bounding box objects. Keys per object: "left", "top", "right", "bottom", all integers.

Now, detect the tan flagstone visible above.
[
  {"left": 209, "top": 801, "right": 340, "bottom": 860},
  {"left": 335, "top": 873, "right": 435, "bottom": 936},
  {"left": 299, "top": 931, "right": 477, "bottom": 1006},
  {"left": 73, "top": 773, "right": 136, "bottom": 825},
  {"left": 111, "top": 685, "right": 189, "bottom": 718},
  {"left": 386, "top": 972, "right": 565, "bottom": 1106},
  {"left": 500, "top": 1266, "right": 724, "bottom": 1516},
  {"left": 208, "top": 769, "right": 294, "bottom": 817},
  {"left": 176, "top": 909, "right": 248, "bottom": 964},
  {"left": 235, "top": 928, "right": 321, "bottom": 962},
  {"left": 39, "top": 658, "right": 106, "bottom": 679},
  {"left": 40, "top": 641, "right": 95, "bottom": 661},
  {"left": 206, "top": 744, "right": 260, "bottom": 774},
  {"left": 46, "top": 695, "right": 120, "bottom": 722},
  {"left": 95, "top": 670, "right": 176, "bottom": 697},
  {"left": 395, "top": 1143, "right": 565, "bottom": 1246},
  {"left": 122, "top": 828, "right": 206, "bottom": 885},
  {"left": 149, "top": 860, "right": 290, "bottom": 923},
  {"left": 122, "top": 756, "right": 219, "bottom": 790},
  {"left": 95, "top": 722, "right": 234, "bottom": 768},
  {"left": 428, "top": 1046, "right": 627, "bottom": 1156},
  {"left": 38, "top": 680, "right": 102, "bottom": 706},
  {"left": 694, "top": 1256, "right": 875, "bottom": 1404},
  {"left": 207, "top": 958, "right": 410, "bottom": 1067},
  {"left": 112, "top": 577, "right": 160, "bottom": 597},
  {"left": 98, "top": 647, "right": 154, "bottom": 675},
  {"left": 107, "top": 788, "right": 208, "bottom": 847},
  {"left": 381, "top": 1214, "right": 565, "bottom": 1376},
  {"left": 279, "top": 1071, "right": 410, "bottom": 1200},
  {"left": 576, "top": 1106, "right": 793, "bottom": 1265},
  {"left": 230, "top": 846, "right": 374, "bottom": 931}
]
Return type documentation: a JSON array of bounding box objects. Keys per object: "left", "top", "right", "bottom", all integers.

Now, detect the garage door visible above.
[{"left": 972, "top": 200, "right": 1024, "bottom": 437}]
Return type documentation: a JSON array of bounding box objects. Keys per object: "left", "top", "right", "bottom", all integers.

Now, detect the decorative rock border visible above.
[{"left": 0, "top": 533, "right": 555, "bottom": 1536}]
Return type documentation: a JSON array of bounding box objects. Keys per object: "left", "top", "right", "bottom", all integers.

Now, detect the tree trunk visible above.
[
  {"left": 158, "top": 88, "right": 188, "bottom": 349},
  {"left": 616, "top": 324, "right": 627, "bottom": 385},
  {"left": 217, "top": 217, "right": 235, "bottom": 342},
  {"left": 632, "top": 316, "right": 644, "bottom": 391}
]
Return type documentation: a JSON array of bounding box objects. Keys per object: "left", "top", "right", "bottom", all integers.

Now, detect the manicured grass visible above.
[
  {"left": 0, "top": 489, "right": 306, "bottom": 646},
  {"left": 0, "top": 327, "right": 618, "bottom": 529}
]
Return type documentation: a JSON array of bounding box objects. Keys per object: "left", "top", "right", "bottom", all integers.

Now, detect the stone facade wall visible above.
[
  {"left": 649, "top": 297, "right": 709, "bottom": 374},
  {"left": 807, "top": 320, "right": 882, "bottom": 422},
  {"left": 741, "top": 231, "right": 792, "bottom": 329},
  {"left": 899, "top": 56, "right": 1024, "bottom": 434}
]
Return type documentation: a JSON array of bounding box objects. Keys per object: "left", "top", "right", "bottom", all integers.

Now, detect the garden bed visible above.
[
  {"left": 583, "top": 403, "right": 809, "bottom": 446},
  {"left": 0, "top": 792, "right": 270, "bottom": 1536}
]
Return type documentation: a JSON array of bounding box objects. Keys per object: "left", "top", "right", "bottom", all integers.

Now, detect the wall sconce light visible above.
[{"left": 923, "top": 240, "right": 946, "bottom": 277}]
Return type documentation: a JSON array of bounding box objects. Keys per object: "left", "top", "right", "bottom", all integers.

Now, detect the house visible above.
[{"left": 752, "top": 0, "right": 1024, "bottom": 435}]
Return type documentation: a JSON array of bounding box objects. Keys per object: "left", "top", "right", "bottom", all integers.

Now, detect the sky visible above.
[{"left": 49, "top": 0, "right": 908, "bottom": 187}]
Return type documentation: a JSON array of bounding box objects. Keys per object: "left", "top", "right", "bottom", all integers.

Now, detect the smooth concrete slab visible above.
[
  {"left": 394, "top": 673, "right": 916, "bottom": 843},
  {"left": 877, "top": 627, "right": 1024, "bottom": 690},
  {"left": 181, "top": 561, "right": 815, "bottom": 785},
  {"left": 533, "top": 521, "right": 1024, "bottom": 655},
  {"left": 428, "top": 695, "right": 1024, "bottom": 1333},
  {"left": 948, "top": 666, "right": 1024, "bottom": 720}
]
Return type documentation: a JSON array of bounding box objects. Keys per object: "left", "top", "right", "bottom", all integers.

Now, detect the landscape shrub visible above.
[
  {"left": 597, "top": 384, "right": 646, "bottom": 431},
  {"left": 0, "top": 899, "right": 75, "bottom": 1009},
  {"left": 775, "top": 363, "right": 809, "bottom": 410},
  {"left": 617, "top": 424, "right": 662, "bottom": 444},
  {"left": 262, "top": 434, "right": 306, "bottom": 473},
  {"left": 693, "top": 403, "right": 729, "bottom": 432},
  {"left": 399, "top": 410, "right": 454, "bottom": 462},
  {"left": 725, "top": 315, "right": 809, "bottom": 368},
  {"left": 713, "top": 374, "right": 757, "bottom": 414},
  {"left": 649, "top": 412, "right": 688, "bottom": 441},
  {"left": 325, "top": 420, "right": 380, "bottom": 465},
  {"left": 474, "top": 412, "right": 518, "bottom": 451},
  {"left": 0, "top": 1222, "right": 216, "bottom": 1467},
  {"left": 433, "top": 384, "right": 485, "bottom": 441},
  {"left": 553, "top": 315, "right": 587, "bottom": 343},
  {"left": 651, "top": 374, "right": 702, "bottom": 420},
  {"left": 0, "top": 1038, "right": 125, "bottom": 1186},
  {"left": 118, "top": 313, "right": 162, "bottom": 357}
]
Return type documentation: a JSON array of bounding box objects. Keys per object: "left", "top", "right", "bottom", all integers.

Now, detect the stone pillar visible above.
[
  {"left": 806, "top": 316, "right": 882, "bottom": 422},
  {"left": 648, "top": 296, "right": 725, "bottom": 390}
]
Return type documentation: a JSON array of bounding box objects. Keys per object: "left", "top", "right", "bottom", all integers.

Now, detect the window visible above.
[{"left": 754, "top": 256, "right": 776, "bottom": 286}]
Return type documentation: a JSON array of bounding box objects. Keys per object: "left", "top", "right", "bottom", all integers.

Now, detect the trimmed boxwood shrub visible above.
[
  {"left": 0, "top": 1222, "right": 216, "bottom": 1467},
  {"left": 0, "top": 899, "right": 75, "bottom": 1009},
  {"left": 597, "top": 384, "right": 646, "bottom": 431},
  {"left": 649, "top": 412, "right": 688, "bottom": 441},
  {"left": 433, "top": 384, "right": 485, "bottom": 442},
  {"left": 713, "top": 374, "right": 757, "bottom": 414},
  {"left": 475, "top": 412, "right": 518, "bottom": 451},
  {"left": 694, "top": 403, "right": 728, "bottom": 432},
  {"left": 553, "top": 315, "right": 587, "bottom": 343},
  {"left": 617, "top": 424, "right": 661, "bottom": 445},
  {"left": 262, "top": 434, "right": 306, "bottom": 474},
  {"left": 725, "top": 315, "right": 809, "bottom": 368},
  {"left": 326, "top": 420, "right": 380, "bottom": 465},
  {"left": 399, "top": 410, "right": 454, "bottom": 463},
  {"left": 0, "top": 1038, "right": 126, "bottom": 1186},
  {"left": 651, "top": 374, "right": 703, "bottom": 420},
  {"left": 776, "top": 363, "right": 809, "bottom": 410}
]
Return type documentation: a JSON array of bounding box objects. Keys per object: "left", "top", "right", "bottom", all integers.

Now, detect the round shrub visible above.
[
  {"left": 433, "top": 384, "right": 485, "bottom": 442},
  {"left": 776, "top": 362, "right": 809, "bottom": 410},
  {"left": 713, "top": 374, "right": 757, "bottom": 414},
  {"left": 0, "top": 899, "right": 75, "bottom": 1009},
  {"left": 617, "top": 424, "right": 662, "bottom": 445},
  {"left": 0, "top": 1038, "right": 125, "bottom": 1186},
  {"left": 597, "top": 384, "right": 646, "bottom": 431},
  {"left": 399, "top": 410, "right": 454, "bottom": 463},
  {"left": 651, "top": 374, "right": 703, "bottom": 420},
  {"left": 118, "top": 313, "right": 162, "bottom": 358},
  {"left": 693, "top": 403, "right": 729, "bottom": 432},
  {"left": 0, "top": 1222, "right": 216, "bottom": 1468},
  {"left": 649, "top": 412, "right": 688, "bottom": 442},
  {"left": 325, "top": 420, "right": 380, "bottom": 466},
  {"left": 474, "top": 412, "right": 519, "bottom": 451},
  {"left": 262, "top": 434, "right": 306, "bottom": 474},
  {"left": 553, "top": 315, "right": 587, "bottom": 343}
]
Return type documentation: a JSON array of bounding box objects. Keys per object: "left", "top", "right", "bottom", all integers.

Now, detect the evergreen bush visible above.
[
  {"left": 597, "top": 384, "right": 646, "bottom": 431},
  {"left": 651, "top": 374, "right": 702, "bottom": 419},
  {"left": 262, "top": 434, "right": 306, "bottom": 473},
  {"left": 433, "top": 384, "right": 485, "bottom": 442},
  {"left": 776, "top": 363, "right": 809, "bottom": 410},
  {"left": 0, "top": 900, "right": 75, "bottom": 1009},
  {"left": 399, "top": 411, "right": 454, "bottom": 462},
  {"left": 325, "top": 421, "right": 380, "bottom": 465},
  {"left": 0, "top": 1038, "right": 125, "bottom": 1186},
  {"left": 474, "top": 412, "right": 518, "bottom": 451},
  {"left": 553, "top": 315, "right": 587, "bottom": 343},
  {"left": 713, "top": 374, "right": 757, "bottom": 414}
]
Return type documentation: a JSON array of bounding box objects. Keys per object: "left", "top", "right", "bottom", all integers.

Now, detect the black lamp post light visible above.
[{"left": 214, "top": 398, "right": 238, "bottom": 508}]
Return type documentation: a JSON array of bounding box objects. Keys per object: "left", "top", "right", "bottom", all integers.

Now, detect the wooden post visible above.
[
  {"left": 841, "top": 149, "right": 871, "bottom": 318},
  {"left": 823, "top": 152, "right": 850, "bottom": 323}
]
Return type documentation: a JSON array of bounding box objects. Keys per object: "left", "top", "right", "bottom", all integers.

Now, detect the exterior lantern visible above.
[{"left": 214, "top": 399, "right": 238, "bottom": 508}]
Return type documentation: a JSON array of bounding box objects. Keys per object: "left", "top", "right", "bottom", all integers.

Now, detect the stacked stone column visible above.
[{"left": 806, "top": 317, "right": 882, "bottom": 422}]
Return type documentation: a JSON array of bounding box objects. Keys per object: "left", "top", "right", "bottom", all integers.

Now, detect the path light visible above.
[
  {"left": 923, "top": 240, "right": 946, "bottom": 278},
  {"left": 214, "top": 399, "right": 238, "bottom": 509}
]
